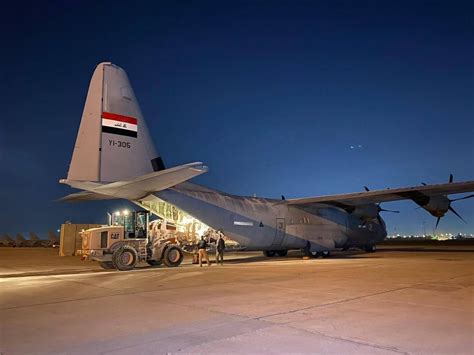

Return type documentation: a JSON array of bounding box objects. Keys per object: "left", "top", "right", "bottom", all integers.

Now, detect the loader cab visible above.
[{"left": 110, "top": 210, "right": 149, "bottom": 239}]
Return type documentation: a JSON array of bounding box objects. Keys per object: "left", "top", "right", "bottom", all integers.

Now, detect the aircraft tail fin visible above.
[
  {"left": 1, "top": 234, "right": 14, "bottom": 242},
  {"left": 29, "top": 232, "right": 39, "bottom": 241},
  {"left": 66, "top": 62, "right": 164, "bottom": 183},
  {"left": 48, "top": 231, "right": 59, "bottom": 242}
]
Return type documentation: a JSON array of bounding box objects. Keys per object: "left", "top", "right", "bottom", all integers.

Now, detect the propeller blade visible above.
[
  {"left": 380, "top": 208, "right": 400, "bottom": 213},
  {"left": 449, "top": 206, "right": 467, "bottom": 223},
  {"left": 435, "top": 217, "right": 441, "bottom": 230},
  {"left": 364, "top": 186, "right": 370, "bottom": 191},
  {"left": 450, "top": 194, "right": 474, "bottom": 202},
  {"left": 376, "top": 214, "right": 383, "bottom": 225},
  {"left": 421, "top": 182, "right": 427, "bottom": 186},
  {"left": 449, "top": 174, "right": 453, "bottom": 183}
]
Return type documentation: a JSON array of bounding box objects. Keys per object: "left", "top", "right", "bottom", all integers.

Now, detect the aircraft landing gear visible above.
[
  {"left": 320, "top": 250, "right": 330, "bottom": 258},
  {"left": 312, "top": 251, "right": 330, "bottom": 258},
  {"left": 303, "top": 242, "right": 331, "bottom": 258},
  {"left": 304, "top": 250, "right": 330, "bottom": 258}
]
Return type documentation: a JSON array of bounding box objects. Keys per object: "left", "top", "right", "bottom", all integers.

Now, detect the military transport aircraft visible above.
[
  {"left": 60, "top": 62, "right": 474, "bottom": 257},
  {"left": 14, "top": 233, "right": 40, "bottom": 247},
  {"left": 48, "top": 231, "right": 60, "bottom": 247},
  {"left": 0, "top": 234, "right": 15, "bottom": 247},
  {"left": 29, "top": 232, "right": 58, "bottom": 248},
  {"left": 14, "top": 233, "right": 29, "bottom": 247}
]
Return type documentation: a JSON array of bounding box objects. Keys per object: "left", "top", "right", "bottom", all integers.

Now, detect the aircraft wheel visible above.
[
  {"left": 163, "top": 245, "right": 184, "bottom": 267},
  {"left": 277, "top": 250, "right": 288, "bottom": 257},
  {"left": 112, "top": 245, "right": 138, "bottom": 271},
  {"left": 365, "top": 245, "right": 376, "bottom": 253},
  {"left": 303, "top": 249, "right": 317, "bottom": 258},
  {"left": 263, "top": 250, "right": 276, "bottom": 257},
  {"left": 321, "top": 251, "right": 330, "bottom": 258},
  {"left": 147, "top": 259, "right": 162, "bottom": 267},
  {"left": 99, "top": 261, "right": 114, "bottom": 269},
  {"left": 303, "top": 242, "right": 319, "bottom": 258}
]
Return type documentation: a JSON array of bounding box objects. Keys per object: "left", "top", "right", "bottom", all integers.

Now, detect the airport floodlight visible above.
[
  {"left": 123, "top": 209, "right": 129, "bottom": 215},
  {"left": 115, "top": 211, "right": 121, "bottom": 216}
]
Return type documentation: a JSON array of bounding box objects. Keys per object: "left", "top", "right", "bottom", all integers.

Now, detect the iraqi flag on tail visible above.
[{"left": 101, "top": 112, "right": 138, "bottom": 138}]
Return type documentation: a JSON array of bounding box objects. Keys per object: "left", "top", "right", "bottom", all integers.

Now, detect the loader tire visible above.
[
  {"left": 163, "top": 245, "right": 183, "bottom": 267},
  {"left": 263, "top": 250, "right": 275, "bottom": 257},
  {"left": 112, "top": 245, "right": 138, "bottom": 271}
]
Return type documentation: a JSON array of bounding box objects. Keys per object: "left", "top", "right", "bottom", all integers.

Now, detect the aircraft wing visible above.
[{"left": 286, "top": 180, "right": 474, "bottom": 207}]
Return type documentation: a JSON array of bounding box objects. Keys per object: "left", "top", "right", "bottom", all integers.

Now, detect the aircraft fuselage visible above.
[{"left": 154, "top": 182, "right": 387, "bottom": 252}]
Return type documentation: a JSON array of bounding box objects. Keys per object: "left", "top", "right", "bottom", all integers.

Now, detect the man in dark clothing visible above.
[
  {"left": 215, "top": 230, "right": 225, "bottom": 265},
  {"left": 198, "top": 235, "right": 210, "bottom": 267}
]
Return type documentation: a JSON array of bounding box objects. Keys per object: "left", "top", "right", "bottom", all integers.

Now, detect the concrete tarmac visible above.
[{"left": 0, "top": 247, "right": 473, "bottom": 354}]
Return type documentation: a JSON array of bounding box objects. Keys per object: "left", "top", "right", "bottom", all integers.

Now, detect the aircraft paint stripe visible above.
[{"left": 102, "top": 112, "right": 138, "bottom": 125}]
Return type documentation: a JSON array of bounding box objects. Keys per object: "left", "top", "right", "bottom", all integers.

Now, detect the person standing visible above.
[
  {"left": 198, "top": 235, "right": 210, "bottom": 267},
  {"left": 215, "top": 230, "right": 225, "bottom": 265}
]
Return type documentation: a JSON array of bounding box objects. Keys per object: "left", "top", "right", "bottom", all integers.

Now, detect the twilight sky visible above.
[{"left": 1, "top": 0, "right": 473, "bottom": 238}]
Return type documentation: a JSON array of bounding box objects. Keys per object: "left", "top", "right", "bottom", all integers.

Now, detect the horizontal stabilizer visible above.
[
  {"left": 60, "top": 162, "right": 208, "bottom": 201},
  {"left": 58, "top": 191, "right": 117, "bottom": 202}
]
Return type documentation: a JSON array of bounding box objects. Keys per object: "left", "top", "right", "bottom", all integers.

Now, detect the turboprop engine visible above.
[
  {"left": 418, "top": 175, "right": 474, "bottom": 229},
  {"left": 353, "top": 186, "right": 400, "bottom": 224},
  {"left": 351, "top": 203, "right": 399, "bottom": 225},
  {"left": 352, "top": 204, "right": 380, "bottom": 220},
  {"left": 421, "top": 195, "right": 450, "bottom": 218}
]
